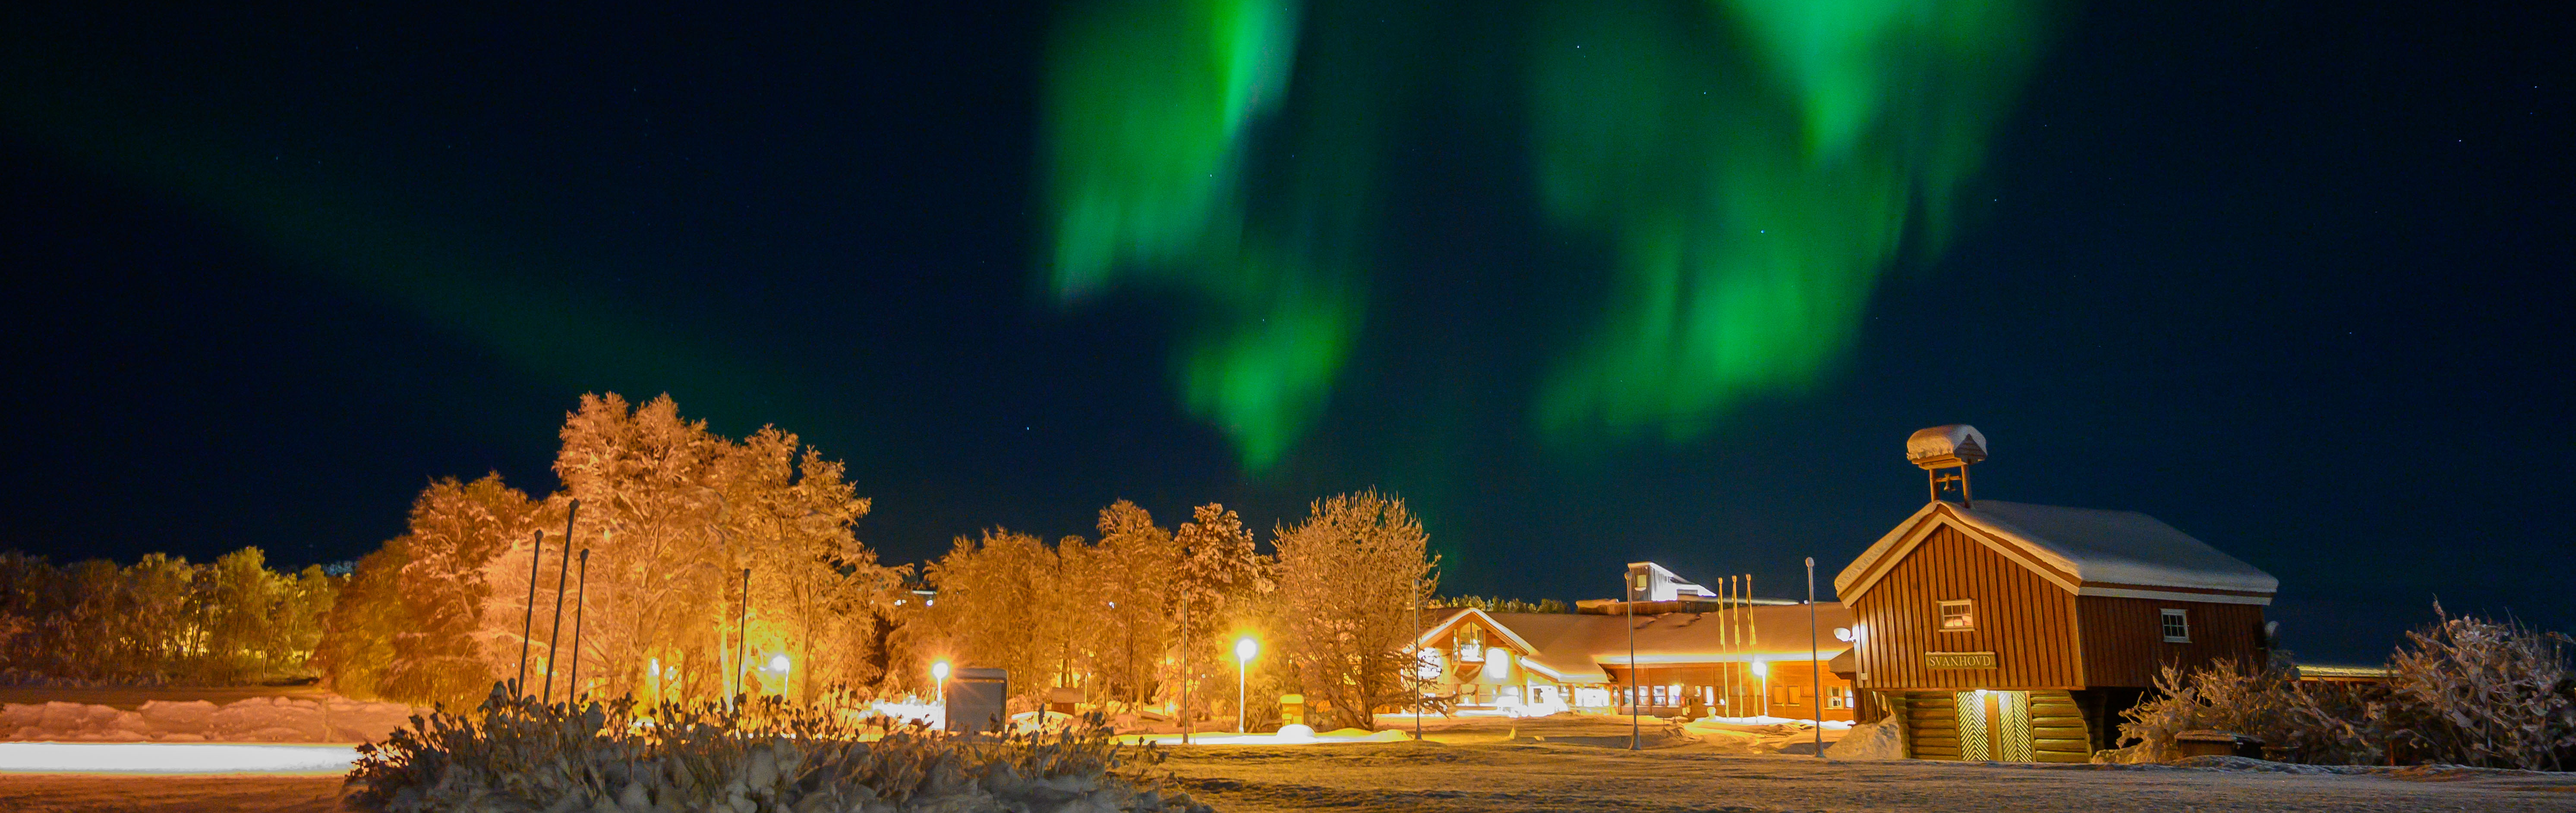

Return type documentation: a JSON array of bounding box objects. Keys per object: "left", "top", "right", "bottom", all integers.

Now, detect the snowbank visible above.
[
  {"left": 0, "top": 696, "right": 416, "bottom": 743},
  {"left": 1823, "top": 717, "right": 1904, "bottom": 760}
]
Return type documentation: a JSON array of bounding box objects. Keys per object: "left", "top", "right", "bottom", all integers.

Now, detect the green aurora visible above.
[
  {"left": 1044, "top": 0, "right": 1375, "bottom": 470},
  {"left": 1046, "top": 0, "right": 2049, "bottom": 462}
]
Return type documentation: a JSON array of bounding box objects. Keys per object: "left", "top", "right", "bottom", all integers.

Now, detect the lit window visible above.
[
  {"left": 1826, "top": 686, "right": 1851, "bottom": 709},
  {"left": 1938, "top": 600, "right": 1975, "bottom": 631},
  {"left": 2161, "top": 609, "right": 2191, "bottom": 643}
]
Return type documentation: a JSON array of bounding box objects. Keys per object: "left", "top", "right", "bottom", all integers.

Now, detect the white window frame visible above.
[
  {"left": 1938, "top": 599, "right": 1976, "bottom": 632},
  {"left": 2161, "top": 608, "right": 2191, "bottom": 643}
]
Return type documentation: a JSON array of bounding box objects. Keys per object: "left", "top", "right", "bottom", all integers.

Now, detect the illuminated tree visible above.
[
  {"left": 920, "top": 528, "right": 1057, "bottom": 705},
  {"left": 1089, "top": 501, "right": 1176, "bottom": 706},
  {"left": 383, "top": 474, "right": 543, "bottom": 707},
  {"left": 1171, "top": 503, "right": 1274, "bottom": 720},
  {"left": 1270, "top": 490, "right": 1436, "bottom": 731},
  {"left": 725, "top": 429, "right": 893, "bottom": 703},
  {"left": 316, "top": 540, "right": 412, "bottom": 699}
]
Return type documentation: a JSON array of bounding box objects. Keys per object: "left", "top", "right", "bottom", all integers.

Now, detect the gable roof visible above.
[
  {"left": 1416, "top": 604, "right": 1857, "bottom": 685},
  {"left": 1835, "top": 500, "right": 2278, "bottom": 605}
]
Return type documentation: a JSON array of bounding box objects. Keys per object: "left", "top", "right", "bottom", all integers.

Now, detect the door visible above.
[{"left": 1951, "top": 690, "right": 2034, "bottom": 761}]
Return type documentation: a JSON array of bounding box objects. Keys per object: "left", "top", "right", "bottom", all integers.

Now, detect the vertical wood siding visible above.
[
  {"left": 2076, "top": 596, "right": 2268, "bottom": 688},
  {"left": 1851, "top": 525, "right": 2083, "bottom": 690}
]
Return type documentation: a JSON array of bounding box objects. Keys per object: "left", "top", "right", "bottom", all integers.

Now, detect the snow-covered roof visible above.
[
  {"left": 1418, "top": 605, "right": 1857, "bottom": 685},
  {"left": 1836, "top": 500, "right": 2278, "bottom": 604},
  {"left": 1905, "top": 424, "right": 1987, "bottom": 464}
]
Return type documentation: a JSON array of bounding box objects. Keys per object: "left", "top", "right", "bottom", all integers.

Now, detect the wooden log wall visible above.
[
  {"left": 1898, "top": 690, "right": 2094, "bottom": 763},
  {"left": 2028, "top": 690, "right": 2094, "bottom": 763},
  {"left": 1901, "top": 692, "right": 1959, "bottom": 760}
]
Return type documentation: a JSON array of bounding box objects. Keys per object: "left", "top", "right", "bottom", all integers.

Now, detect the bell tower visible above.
[{"left": 1906, "top": 424, "right": 1988, "bottom": 506}]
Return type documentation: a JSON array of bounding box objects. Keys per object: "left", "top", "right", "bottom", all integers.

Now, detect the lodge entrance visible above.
[{"left": 1952, "top": 690, "right": 2034, "bottom": 761}]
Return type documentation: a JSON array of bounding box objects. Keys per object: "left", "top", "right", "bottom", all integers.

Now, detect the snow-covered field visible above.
[
  {"left": 1, "top": 712, "right": 2570, "bottom": 811},
  {"left": 0, "top": 694, "right": 414, "bottom": 743}
]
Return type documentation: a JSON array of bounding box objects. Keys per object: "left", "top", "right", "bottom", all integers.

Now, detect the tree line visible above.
[
  {"left": 0, "top": 547, "right": 336, "bottom": 684},
  {"left": 1, "top": 393, "right": 1444, "bottom": 731}
]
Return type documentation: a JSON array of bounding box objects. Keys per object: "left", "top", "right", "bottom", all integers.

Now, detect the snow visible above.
[
  {"left": 7, "top": 714, "right": 2576, "bottom": 812},
  {"left": 0, "top": 696, "right": 415, "bottom": 744},
  {"left": 1841, "top": 500, "right": 2279, "bottom": 599},
  {"left": 1905, "top": 424, "right": 1988, "bottom": 462},
  {"left": 1823, "top": 716, "right": 1905, "bottom": 760},
  {"left": 0, "top": 742, "right": 356, "bottom": 773}
]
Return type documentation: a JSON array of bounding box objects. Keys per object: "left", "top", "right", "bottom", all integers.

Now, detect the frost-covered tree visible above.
[
  {"left": 1089, "top": 501, "right": 1176, "bottom": 707},
  {"left": 382, "top": 474, "right": 543, "bottom": 707},
  {"left": 725, "top": 428, "right": 893, "bottom": 703},
  {"left": 1270, "top": 490, "right": 1437, "bottom": 731},
  {"left": 920, "top": 528, "right": 1058, "bottom": 704},
  {"left": 1171, "top": 503, "right": 1273, "bottom": 722}
]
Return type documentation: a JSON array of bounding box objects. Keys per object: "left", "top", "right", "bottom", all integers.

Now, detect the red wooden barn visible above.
[{"left": 1832, "top": 426, "right": 2278, "bottom": 761}]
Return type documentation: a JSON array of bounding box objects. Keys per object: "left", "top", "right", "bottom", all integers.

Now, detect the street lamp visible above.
[
  {"left": 1234, "top": 636, "right": 1258, "bottom": 734},
  {"left": 931, "top": 660, "right": 952, "bottom": 703},
  {"left": 1750, "top": 660, "right": 1770, "bottom": 719}
]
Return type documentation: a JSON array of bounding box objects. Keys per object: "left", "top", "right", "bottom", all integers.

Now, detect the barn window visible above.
[
  {"left": 2161, "top": 609, "right": 2191, "bottom": 643},
  {"left": 1938, "top": 600, "right": 1976, "bottom": 631}
]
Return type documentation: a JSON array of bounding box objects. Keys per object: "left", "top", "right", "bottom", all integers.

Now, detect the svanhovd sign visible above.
[{"left": 1926, "top": 651, "right": 1997, "bottom": 669}]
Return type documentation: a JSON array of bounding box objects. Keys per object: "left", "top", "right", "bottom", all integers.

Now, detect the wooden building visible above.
[
  {"left": 1832, "top": 426, "right": 2279, "bottom": 762},
  {"left": 1414, "top": 564, "right": 1859, "bottom": 722}
]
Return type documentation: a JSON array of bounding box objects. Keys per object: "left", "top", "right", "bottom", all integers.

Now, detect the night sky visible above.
[{"left": 1, "top": 1, "right": 2567, "bottom": 664}]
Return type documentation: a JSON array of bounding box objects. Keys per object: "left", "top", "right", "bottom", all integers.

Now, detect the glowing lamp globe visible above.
[
  {"left": 931, "top": 661, "right": 952, "bottom": 682},
  {"left": 1235, "top": 636, "right": 1258, "bottom": 662},
  {"left": 1750, "top": 661, "right": 1769, "bottom": 677},
  {"left": 769, "top": 654, "right": 791, "bottom": 673}
]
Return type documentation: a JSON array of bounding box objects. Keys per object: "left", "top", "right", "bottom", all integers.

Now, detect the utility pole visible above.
[
  {"left": 570, "top": 549, "right": 589, "bottom": 705},
  {"left": 1807, "top": 557, "right": 1821, "bottom": 757},
  {"left": 541, "top": 525, "right": 574, "bottom": 705},
  {"left": 735, "top": 568, "right": 751, "bottom": 706},
  {"left": 1180, "top": 590, "right": 1191, "bottom": 744},
  {"left": 517, "top": 530, "right": 543, "bottom": 699},
  {"left": 1627, "top": 571, "right": 1639, "bottom": 750},
  {"left": 1411, "top": 576, "right": 1422, "bottom": 741}
]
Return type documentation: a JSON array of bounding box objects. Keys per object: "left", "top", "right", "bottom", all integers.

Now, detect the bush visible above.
[
  {"left": 348, "top": 684, "right": 1210, "bottom": 813},
  {"left": 2377, "top": 607, "right": 2575, "bottom": 770},
  {"left": 2108, "top": 606, "right": 2575, "bottom": 769}
]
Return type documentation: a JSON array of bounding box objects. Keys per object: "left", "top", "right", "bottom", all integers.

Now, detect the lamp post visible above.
[
  {"left": 1234, "top": 636, "right": 1257, "bottom": 734},
  {"left": 1627, "top": 571, "right": 1639, "bottom": 751},
  {"left": 1807, "top": 556, "right": 1822, "bottom": 757},
  {"left": 932, "top": 660, "right": 951, "bottom": 703},
  {"left": 1752, "top": 660, "right": 1770, "bottom": 718}
]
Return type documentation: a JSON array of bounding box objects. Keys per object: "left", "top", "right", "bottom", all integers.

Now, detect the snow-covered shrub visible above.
[
  {"left": 2109, "top": 607, "right": 2575, "bottom": 769},
  {"left": 2105, "top": 659, "right": 2379, "bottom": 765},
  {"left": 348, "top": 684, "right": 1208, "bottom": 813},
  {"left": 2373, "top": 607, "right": 2574, "bottom": 771}
]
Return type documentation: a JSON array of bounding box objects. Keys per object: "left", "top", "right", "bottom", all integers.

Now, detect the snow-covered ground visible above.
[
  {"left": 1151, "top": 727, "right": 2576, "bottom": 813},
  {"left": 1, "top": 711, "right": 2570, "bottom": 811}
]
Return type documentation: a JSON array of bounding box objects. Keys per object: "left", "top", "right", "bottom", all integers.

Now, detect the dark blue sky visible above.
[{"left": 0, "top": 0, "right": 2567, "bottom": 663}]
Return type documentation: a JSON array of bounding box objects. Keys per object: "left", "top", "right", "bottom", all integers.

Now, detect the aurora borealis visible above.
[
  {"left": 1, "top": 0, "right": 2569, "bottom": 663},
  {"left": 1047, "top": 0, "right": 2049, "bottom": 458}
]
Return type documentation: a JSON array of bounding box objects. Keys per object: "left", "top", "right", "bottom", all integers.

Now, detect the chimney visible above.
[{"left": 1906, "top": 425, "right": 1987, "bottom": 507}]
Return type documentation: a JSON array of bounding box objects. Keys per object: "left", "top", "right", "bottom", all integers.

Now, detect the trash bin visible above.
[
  {"left": 1278, "top": 694, "right": 1305, "bottom": 727},
  {"left": 945, "top": 667, "right": 1008, "bottom": 734},
  {"left": 2174, "top": 729, "right": 2264, "bottom": 759}
]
